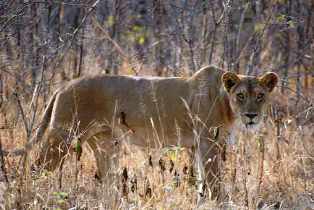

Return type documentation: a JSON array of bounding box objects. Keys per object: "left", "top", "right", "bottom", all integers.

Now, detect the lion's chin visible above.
[
  {"left": 238, "top": 119, "right": 262, "bottom": 131},
  {"left": 241, "top": 121, "right": 262, "bottom": 132},
  {"left": 245, "top": 122, "right": 258, "bottom": 129}
]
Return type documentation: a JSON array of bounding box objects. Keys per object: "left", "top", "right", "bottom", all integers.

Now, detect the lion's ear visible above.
[
  {"left": 222, "top": 72, "right": 240, "bottom": 93},
  {"left": 259, "top": 72, "right": 279, "bottom": 92}
]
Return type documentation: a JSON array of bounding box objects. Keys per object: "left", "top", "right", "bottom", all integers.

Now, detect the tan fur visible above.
[{"left": 4, "top": 65, "right": 278, "bottom": 199}]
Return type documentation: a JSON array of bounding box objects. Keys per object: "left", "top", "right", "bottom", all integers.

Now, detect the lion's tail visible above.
[{"left": 3, "top": 90, "right": 58, "bottom": 156}]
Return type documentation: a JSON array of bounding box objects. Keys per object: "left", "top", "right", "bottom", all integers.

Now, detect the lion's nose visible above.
[{"left": 245, "top": 113, "right": 258, "bottom": 119}]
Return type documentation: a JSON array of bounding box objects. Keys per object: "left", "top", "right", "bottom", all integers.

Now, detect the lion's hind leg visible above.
[
  {"left": 35, "top": 122, "right": 119, "bottom": 182},
  {"left": 36, "top": 128, "right": 72, "bottom": 171}
]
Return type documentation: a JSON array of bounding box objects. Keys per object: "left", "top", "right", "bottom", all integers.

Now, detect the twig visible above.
[
  {"left": 277, "top": 84, "right": 313, "bottom": 105},
  {"left": 0, "top": 134, "right": 9, "bottom": 184},
  {"left": 54, "top": 0, "right": 100, "bottom": 71},
  {"left": 13, "top": 92, "right": 30, "bottom": 138},
  {"left": 92, "top": 17, "right": 141, "bottom": 75},
  {"left": 256, "top": 134, "right": 265, "bottom": 195},
  {"left": 70, "top": 0, "right": 100, "bottom": 45},
  {"left": 0, "top": 4, "right": 27, "bottom": 32},
  {"left": 28, "top": 56, "right": 46, "bottom": 132}
]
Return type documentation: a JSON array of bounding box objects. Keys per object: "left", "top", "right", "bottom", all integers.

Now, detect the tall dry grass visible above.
[{"left": 0, "top": 86, "right": 313, "bottom": 210}]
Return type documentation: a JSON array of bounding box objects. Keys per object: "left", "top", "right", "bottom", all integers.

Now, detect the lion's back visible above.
[{"left": 52, "top": 74, "right": 191, "bottom": 129}]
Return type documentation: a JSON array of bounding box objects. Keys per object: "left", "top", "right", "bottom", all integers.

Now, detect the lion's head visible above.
[{"left": 222, "top": 71, "right": 279, "bottom": 128}]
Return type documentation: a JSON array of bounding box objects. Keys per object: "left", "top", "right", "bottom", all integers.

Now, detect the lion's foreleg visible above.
[
  {"left": 87, "top": 128, "right": 120, "bottom": 183},
  {"left": 197, "top": 137, "right": 224, "bottom": 201},
  {"left": 88, "top": 137, "right": 110, "bottom": 180}
]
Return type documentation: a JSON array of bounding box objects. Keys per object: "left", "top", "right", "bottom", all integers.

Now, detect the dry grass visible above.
[{"left": 0, "top": 91, "right": 313, "bottom": 210}]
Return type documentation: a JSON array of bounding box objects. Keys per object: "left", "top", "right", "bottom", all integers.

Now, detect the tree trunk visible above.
[
  {"left": 30, "top": 1, "right": 39, "bottom": 88},
  {"left": 153, "top": 0, "right": 166, "bottom": 76},
  {"left": 281, "top": 0, "right": 291, "bottom": 94}
]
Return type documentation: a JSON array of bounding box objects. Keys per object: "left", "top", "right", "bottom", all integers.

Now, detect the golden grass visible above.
[{"left": 0, "top": 92, "right": 313, "bottom": 210}]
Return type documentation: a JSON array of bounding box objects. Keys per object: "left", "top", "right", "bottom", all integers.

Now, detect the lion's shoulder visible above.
[
  {"left": 191, "top": 65, "right": 224, "bottom": 79},
  {"left": 187, "top": 65, "right": 226, "bottom": 96},
  {"left": 189, "top": 65, "right": 224, "bottom": 86}
]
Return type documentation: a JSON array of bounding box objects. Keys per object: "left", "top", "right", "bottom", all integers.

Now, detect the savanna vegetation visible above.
[{"left": 0, "top": 0, "right": 313, "bottom": 209}]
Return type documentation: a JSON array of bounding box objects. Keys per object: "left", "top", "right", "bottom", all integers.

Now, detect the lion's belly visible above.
[{"left": 114, "top": 126, "right": 195, "bottom": 148}]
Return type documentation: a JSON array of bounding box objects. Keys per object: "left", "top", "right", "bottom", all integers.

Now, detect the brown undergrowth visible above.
[{"left": 0, "top": 91, "right": 313, "bottom": 210}]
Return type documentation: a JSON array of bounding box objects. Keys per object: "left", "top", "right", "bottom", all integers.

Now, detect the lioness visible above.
[{"left": 5, "top": 65, "right": 278, "bottom": 199}]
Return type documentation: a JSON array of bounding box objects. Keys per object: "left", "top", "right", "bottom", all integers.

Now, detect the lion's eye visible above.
[
  {"left": 257, "top": 93, "right": 264, "bottom": 102},
  {"left": 236, "top": 93, "right": 245, "bottom": 101}
]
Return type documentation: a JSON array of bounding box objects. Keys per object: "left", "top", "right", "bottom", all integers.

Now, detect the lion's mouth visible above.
[{"left": 244, "top": 121, "right": 257, "bottom": 128}]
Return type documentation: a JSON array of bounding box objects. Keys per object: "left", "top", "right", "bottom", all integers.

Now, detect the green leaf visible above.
[
  {"left": 132, "top": 25, "right": 142, "bottom": 32},
  {"left": 276, "top": 0, "right": 288, "bottom": 4},
  {"left": 276, "top": 14, "right": 286, "bottom": 23},
  {"left": 74, "top": 141, "right": 82, "bottom": 154},
  {"left": 254, "top": 23, "right": 265, "bottom": 33},
  {"left": 138, "top": 36, "right": 145, "bottom": 45},
  {"left": 287, "top": 20, "right": 296, "bottom": 28},
  {"left": 107, "top": 16, "right": 115, "bottom": 27},
  {"left": 53, "top": 191, "right": 69, "bottom": 200}
]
